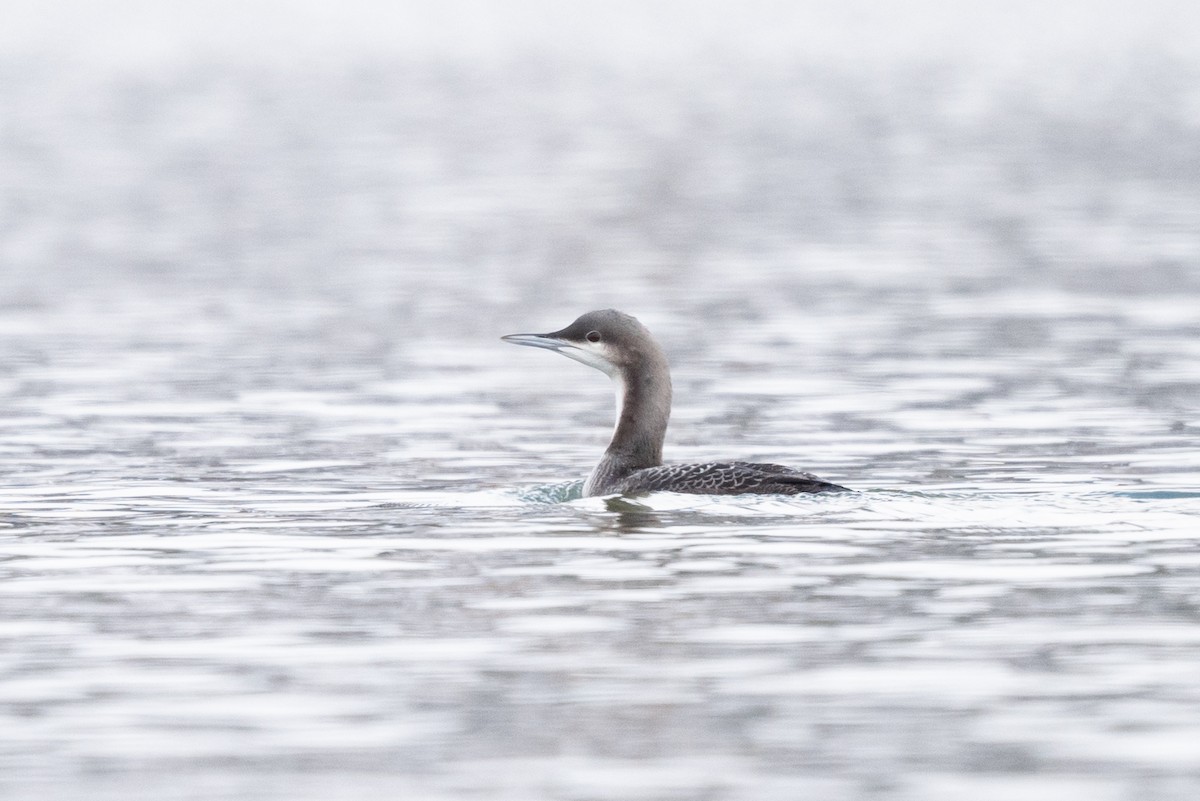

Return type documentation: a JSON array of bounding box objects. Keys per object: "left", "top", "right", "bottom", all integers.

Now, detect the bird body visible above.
[
  {"left": 609, "top": 461, "right": 846, "bottom": 496},
  {"left": 503, "top": 309, "right": 847, "bottom": 497}
]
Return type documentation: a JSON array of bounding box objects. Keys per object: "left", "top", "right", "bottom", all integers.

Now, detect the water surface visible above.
[{"left": 2, "top": 5, "right": 1200, "bottom": 799}]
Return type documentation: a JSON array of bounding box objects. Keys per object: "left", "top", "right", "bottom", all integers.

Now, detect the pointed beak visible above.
[
  {"left": 503, "top": 329, "right": 618, "bottom": 377},
  {"left": 501, "top": 333, "right": 571, "bottom": 352}
]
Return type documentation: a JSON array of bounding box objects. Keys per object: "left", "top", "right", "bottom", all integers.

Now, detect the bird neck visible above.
[{"left": 584, "top": 363, "right": 671, "bottom": 496}]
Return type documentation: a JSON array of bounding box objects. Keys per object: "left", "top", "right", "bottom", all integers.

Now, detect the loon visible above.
[{"left": 503, "top": 309, "right": 848, "bottom": 497}]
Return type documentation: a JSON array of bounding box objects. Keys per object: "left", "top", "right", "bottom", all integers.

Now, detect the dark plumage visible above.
[
  {"left": 615, "top": 462, "right": 847, "bottom": 495},
  {"left": 503, "top": 309, "right": 849, "bottom": 497}
]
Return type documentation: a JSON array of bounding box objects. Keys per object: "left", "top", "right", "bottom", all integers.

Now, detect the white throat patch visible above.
[{"left": 559, "top": 344, "right": 618, "bottom": 378}]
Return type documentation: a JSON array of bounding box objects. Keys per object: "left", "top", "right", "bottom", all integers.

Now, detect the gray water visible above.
[{"left": 3, "top": 3, "right": 1200, "bottom": 799}]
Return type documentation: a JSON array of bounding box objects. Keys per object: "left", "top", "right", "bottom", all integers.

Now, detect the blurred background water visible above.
[{"left": 2, "top": 1, "right": 1200, "bottom": 799}]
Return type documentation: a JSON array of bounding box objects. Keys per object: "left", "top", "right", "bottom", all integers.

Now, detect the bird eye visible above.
[{"left": 586, "top": 330, "right": 601, "bottom": 343}]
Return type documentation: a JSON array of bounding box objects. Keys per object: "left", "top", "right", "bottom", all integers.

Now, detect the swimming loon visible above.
[{"left": 503, "top": 309, "right": 848, "bottom": 497}]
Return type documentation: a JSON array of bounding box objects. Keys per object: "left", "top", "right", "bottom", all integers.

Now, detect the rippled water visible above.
[{"left": 3, "top": 4, "right": 1200, "bottom": 800}]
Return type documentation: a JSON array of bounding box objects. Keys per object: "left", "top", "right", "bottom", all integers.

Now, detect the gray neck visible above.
[{"left": 583, "top": 361, "right": 672, "bottom": 496}]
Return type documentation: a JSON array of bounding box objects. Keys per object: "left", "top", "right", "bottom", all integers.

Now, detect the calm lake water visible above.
[{"left": 3, "top": 6, "right": 1200, "bottom": 799}]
